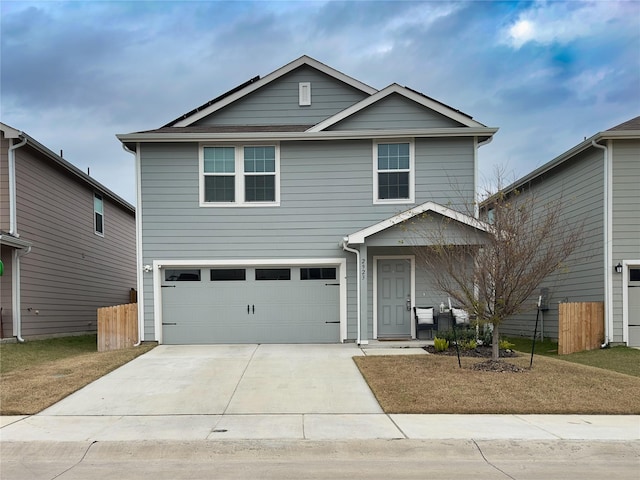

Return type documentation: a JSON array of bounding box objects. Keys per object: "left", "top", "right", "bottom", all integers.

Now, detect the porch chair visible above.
[{"left": 414, "top": 306, "right": 437, "bottom": 340}]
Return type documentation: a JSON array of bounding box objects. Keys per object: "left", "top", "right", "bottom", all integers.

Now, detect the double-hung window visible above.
[
  {"left": 94, "top": 193, "right": 104, "bottom": 236},
  {"left": 202, "top": 145, "right": 279, "bottom": 206},
  {"left": 374, "top": 140, "right": 414, "bottom": 204}
]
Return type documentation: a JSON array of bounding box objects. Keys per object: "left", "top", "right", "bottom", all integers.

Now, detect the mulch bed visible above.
[{"left": 423, "top": 345, "right": 525, "bottom": 373}]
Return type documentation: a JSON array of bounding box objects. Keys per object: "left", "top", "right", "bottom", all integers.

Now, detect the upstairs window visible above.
[
  {"left": 374, "top": 141, "right": 414, "bottom": 204},
  {"left": 94, "top": 193, "right": 104, "bottom": 235},
  {"left": 201, "top": 145, "right": 279, "bottom": 206}
]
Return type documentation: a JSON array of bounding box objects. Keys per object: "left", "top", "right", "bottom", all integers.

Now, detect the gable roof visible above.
[
  {"left": 490, "top": 115, "right": 640, "bottom": 198},
  {"left": 346, "top": 201, "right": 488, "bottom": 245},
  {"left": 308, "top": 83, "right": 485, "bottom": 132},
  {"left": 1, "top": 122, "right": 135, "bottom": 214},
  {"left": 169, "top": 55, "right": 378, "bottom": 127}
]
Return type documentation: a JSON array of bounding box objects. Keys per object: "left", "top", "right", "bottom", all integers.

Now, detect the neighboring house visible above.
[
  {"left": 117, "top": 55, "right": 497, "bottom": 345},
  {"left": 0, "top": 123, "right": 137, "bottom": 341},
  {"left": 493, "top": 117, "right": 640, "bottom": 347}
]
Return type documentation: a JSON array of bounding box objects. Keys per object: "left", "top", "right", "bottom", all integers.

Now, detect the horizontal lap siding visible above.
[
  {"left": 611, "top": 139, "right": 640, "bottom": 341},
  {"left": 140, "top": 137, "right": 476, "bottom": 338},
  {"left": 328, "top": 93, "right": 463, "bottom": 130},
  {"left": 501, "top": 148, "right": 605, "bottom": 340},
  {"left": 14, "top": 148, "right": 136, "bottom": 337},
  {"left": 1, "top": 134, "right": 10, "bottom": 232},
  {"left": 194, "top": 66, "right": 368, "bottom": 126},
  {"left": 1, "top": 246, "right": 13, "bottom": 336}
]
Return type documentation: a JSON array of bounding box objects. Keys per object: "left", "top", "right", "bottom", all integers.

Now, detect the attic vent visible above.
[{"left": 299, "top": 82, "right": 311, "bottom": 106}]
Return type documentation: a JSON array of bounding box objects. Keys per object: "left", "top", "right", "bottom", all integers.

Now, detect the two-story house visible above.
[
  {"left": 493, "top": 117, "right": 640, "bottom": 347},
  {"left": 1, "top": 123, "right": 137, "bottom": 341},
  {"left": 117, "top": 56, "right": 497, "bottom": 345}
]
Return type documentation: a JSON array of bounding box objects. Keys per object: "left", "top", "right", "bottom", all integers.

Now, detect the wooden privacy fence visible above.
[
  {"left": 558, "top": 302, "right": 604, "bottom": 355},
  {"left": 98, "top": 303, "right": 138, "bottom": 352}
]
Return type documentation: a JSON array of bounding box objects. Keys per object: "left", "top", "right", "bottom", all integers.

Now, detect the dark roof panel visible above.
[
  {"left": 136, "top": 125, "right": 314, "bottom": 135},
  {"left": 607, "top": 116, "right": 640, "bottom": 131}
]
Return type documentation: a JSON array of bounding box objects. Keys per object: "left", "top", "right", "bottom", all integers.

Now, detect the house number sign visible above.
[{"left": 361, "top": 258, "right": 366, "bottom": 280}]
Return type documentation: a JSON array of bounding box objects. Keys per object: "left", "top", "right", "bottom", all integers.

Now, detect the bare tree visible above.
[{"left": 413, "top": 173, "right": 584, "bottom": 361}]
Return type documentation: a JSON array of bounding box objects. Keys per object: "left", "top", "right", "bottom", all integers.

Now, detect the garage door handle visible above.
[
  {"left": 325, "top": 283, "right": 339, "bottom": 286},
  {"left": 161, "top": 285, "right": 176, "bottom": 288},
  {"left": 247, "top": 305, "right": 250, "bottom": 314},
  {"left": 252, "top": 305, "right": 255, "bottom": 314},
  {"left": 325, "top": 321, "right": 340, "bottom": 324},
  {"left": 162, "top": 322, "right": 177, "bottom": 325}
]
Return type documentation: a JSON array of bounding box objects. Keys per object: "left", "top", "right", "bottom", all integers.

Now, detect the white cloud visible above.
[{"left": 502, "top": 1, "right": 632, "bottom": 49}]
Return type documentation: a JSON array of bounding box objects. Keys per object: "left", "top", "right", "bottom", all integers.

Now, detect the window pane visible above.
[
  {"left": 94, "top": 194, "right": 103, "bottom": 214},
  {"left": 244, "top": 146, "right": 275, "bottom": 173},
  {"left": 256, "top": 268, "right": 290, "bottom": 280},
  {"left": 300, "top": 268, "right": 337, "bottom": 280},
  {"left": 205, "top": 176, "right": 235, "bottom": 202},
  {"left": 95, "top": 212, "right": 103, "bottom": 234},
  {"left": 165, "top": 269, "right": 201, "bottom": 281},
  {"left": 378, "top": 172, "right": 409, "bottom": 199},
  {"left": 378, "top": 143, "right": 409, "bottom": 171},
  {"left": 210, "top": 269, "right": 246, "bottom": 281},
  {"left": 245, "top": 175, "right": 275, "bottom": 202},
  {"left": 204, "top": 147, "right": 235, "bottom": 173}
]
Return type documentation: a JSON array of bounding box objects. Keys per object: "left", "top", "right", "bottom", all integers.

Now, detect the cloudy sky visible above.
[{"left": 2, "top": 0, "right": 639, "bottom": 205}]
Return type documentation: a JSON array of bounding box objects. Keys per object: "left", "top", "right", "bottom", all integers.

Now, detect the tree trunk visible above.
[{"left": 492, "top": 324, "right": 500, "bottom": 361}]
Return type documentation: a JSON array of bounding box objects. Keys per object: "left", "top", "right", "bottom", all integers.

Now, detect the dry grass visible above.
[
  {"left": 1, "top": 342, "right": 154, "bottom": 415},
  {"left": 354, "top": 354, "right": 640, "bottom": 415}
]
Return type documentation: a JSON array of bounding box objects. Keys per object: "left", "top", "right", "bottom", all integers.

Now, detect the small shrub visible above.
[
  {"left": 499, "top": 339, "right": 515, "bottom": 350},
  {"left": 433, "top": 337, "right": 449, "bottom": 352},
  {"left": 459, "top": 339, "right": 477, "bottom": 350}
]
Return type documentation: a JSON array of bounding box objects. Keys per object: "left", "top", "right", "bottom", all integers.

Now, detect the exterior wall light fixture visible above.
[{"left": 615, "top": 262, "right": 623, "bottom": 274}]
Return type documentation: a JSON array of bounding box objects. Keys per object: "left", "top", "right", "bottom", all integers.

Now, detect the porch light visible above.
[{"left": 615, "top": 262, "right": 623, "bottom": 274}]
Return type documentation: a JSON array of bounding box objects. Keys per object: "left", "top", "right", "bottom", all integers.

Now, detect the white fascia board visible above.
[
  {"left": 0, "top": 123, "right": 22, "bottom": 139},
  {"left": 173, "top": 56, "right": 378, "bottom": 127},
  {"left": 346, "top": 201, "right": 489, "bottom": 245},
  {"left": 116, "top": 127, "right": 498, "bottom": 144},
  {"left": 308, "top": 84, "right": 486, "bottom": 132}
]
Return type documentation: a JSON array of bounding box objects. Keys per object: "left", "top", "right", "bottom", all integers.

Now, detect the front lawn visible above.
[
  {"left": 0, "top": 335, "right": 154, "bottom": 415},
  {"left": 354, "top": 353, "right": 640, "bottom": 414}
]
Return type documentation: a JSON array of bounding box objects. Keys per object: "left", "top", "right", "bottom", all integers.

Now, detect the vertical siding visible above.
[
  {"left": 140, "top": 137, "right": 477, "bottom": 338},
  {"left": 1, "top": 133, "right": 11, "bottom": 232},
  {"left": 14, "top": 146, "right": 136, "bottom": 338},
  {"left": 611, "top": 139, "right": 640, "bottom": 341},
  {"left": 194, "top": 66, "right": 368, "bottom": 126},
  {"left": 328, "top": 94, "right": 464, "bottom": 130},
  {"left": 501, "top": 147, "right": 605, "bottom": 340}
]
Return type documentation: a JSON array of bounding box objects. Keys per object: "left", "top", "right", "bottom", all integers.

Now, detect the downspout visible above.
[
  {"left": 342, "top": 239, "right": 361, "bottom": 345},
  {"left": 592, "top": 139, "right": 610, "bottom": 348},
  {"left": 122, "top": 142, "right": 143, "bottom": 347},
  {"left": 8, "top": 135, "right": 29, "bottom": 342}
]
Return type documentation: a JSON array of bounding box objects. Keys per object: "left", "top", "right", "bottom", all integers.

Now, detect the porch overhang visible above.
[
  {"left": 344, "top": 201, "right": 489, "bottom": 246},
  {"left": 0, "top": 234, "right": 33, "bottom": 250}
]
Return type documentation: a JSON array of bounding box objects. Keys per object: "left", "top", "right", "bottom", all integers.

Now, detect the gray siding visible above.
[
  {"left": 501, "top": 147, "right": 605, "bottom": 340},
  {"left": 139, "top": 137, "right": 477, "bottom": 338},
  {"left": 1, "top": 245, "right": 13, "bottom": 336},
  {"left": 1, "top": 133, "right": 10, "bottom": 232},
  {"left": 194, "top": 66, "right": 368, "bottom": 126},
  {"left": 611, "top": 139, "right": 640, "bottom": 341},
  {"left": 328, "top": 93, "right": 464, "bottom": 130},
  {"left": 12, "top": 145, "right": 136, "bottom": 338}
]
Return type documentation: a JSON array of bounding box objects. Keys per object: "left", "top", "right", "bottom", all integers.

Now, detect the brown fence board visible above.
[
  {"left": 558, "top": 302, "right": 604, "bottom": 355},
  {"left": 97, "top": 303, "right": 138, "bottom": 352}
]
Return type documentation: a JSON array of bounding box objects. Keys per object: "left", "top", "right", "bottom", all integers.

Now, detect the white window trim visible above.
[
  {"left": 199, "top": 143, "right": 281, "bottom": 207},
  {"left": 372, "top": 139, "right": 415, "bottom": 205},
  {"left": 94, "top": 192, "right": 104, "bottom": 237}
]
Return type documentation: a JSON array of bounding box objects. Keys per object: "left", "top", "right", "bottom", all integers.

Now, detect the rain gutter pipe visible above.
[
  {"left": 122, "top": 143, "right": 143, "bottom": 347},
  {"left": 591, "top": 139, "right": 610, "bottom": 348},
  {"left": 342, "top": 239, "right": 361, "bottom": 345},
  {"left": 8, "top": 135, "right": 29, "bottom": 342}
]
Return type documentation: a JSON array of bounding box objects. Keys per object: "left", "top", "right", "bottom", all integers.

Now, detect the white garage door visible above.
[{"left": 161, "top": 266, "right": 340, "bottom": 344}]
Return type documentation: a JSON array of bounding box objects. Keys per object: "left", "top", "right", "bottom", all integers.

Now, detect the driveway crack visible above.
[
  {"left": 49, "top": 440, "right": 97, "bottom": 480},
  {"left": 472, "top": 439, "right": 517, "bottom": 479}
]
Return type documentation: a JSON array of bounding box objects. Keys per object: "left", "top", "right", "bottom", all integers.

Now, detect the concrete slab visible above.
[
  {"left": 304, "top": 414, "right": 403, "bottom": 439},
  {"left": 361, "top": 348, "right": 428, "bottom": 356},
  {"left": 0, "top": 416, "right": 27, "bottom": 428},
  {"left": 97, "top": 415, "right": 220, "bottom": 441},
  {"left": 208, "top": 414, "right": 304, "bottom": 439},
  {"left": 0, "top": 415, "right": 122, "bottom": 442},
  {"left": 391, "top": 414, "right": 558, "bottom": 440},
  {"left": 515, "top": 414, "right": 640, "bottom": 440},
  {"left": 225, "top": 344, "right": 382, "bottom": 414}
]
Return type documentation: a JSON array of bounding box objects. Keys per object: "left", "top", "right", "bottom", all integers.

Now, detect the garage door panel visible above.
[{"left": 162, "top": 266, "right": 340, "bottom": 344}]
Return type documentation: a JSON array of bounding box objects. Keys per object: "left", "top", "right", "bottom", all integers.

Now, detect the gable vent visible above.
[{"left": 299, "top": 82, "right": 311, "bottom": 106}]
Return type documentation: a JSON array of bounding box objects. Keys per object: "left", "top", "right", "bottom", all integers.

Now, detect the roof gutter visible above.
[{"left": 591, "top": 139, "right": 611, "bottom": 348}]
